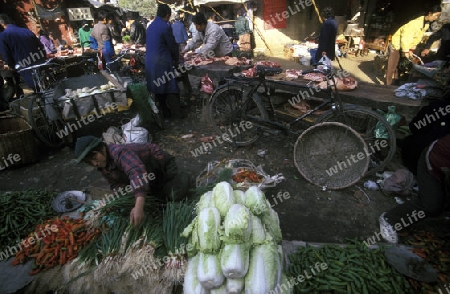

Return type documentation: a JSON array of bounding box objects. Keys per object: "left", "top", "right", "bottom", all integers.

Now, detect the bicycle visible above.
[
  {"left": 208, "top": 65, "right": 396, "bottom": 187},
  {"left": 18, "top": 56, "right": 125, "bottom": 148},
  {"left": 16, "top": 59, "right": 71, "bottom": 148}
]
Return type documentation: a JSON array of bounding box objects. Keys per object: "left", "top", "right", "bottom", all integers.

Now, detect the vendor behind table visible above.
[{"left": 181, "top": 12, "right": 233, "bottom": 58}]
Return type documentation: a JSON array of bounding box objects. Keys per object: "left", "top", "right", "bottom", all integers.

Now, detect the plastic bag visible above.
[
  {"left": 102, "top": 126, "right": 125, "bottom": 144},
  {"left": 375, "top": 106, "right": 401, "bottom": 139},
  {"left": 382, "top": 168, "right": 416, "bottom": 196},
  {"left": 201, "top": 73, "right": 214, "bottom": 94},
  {"left": 121, "top": 115, "right": 151, "bottom": 143}
]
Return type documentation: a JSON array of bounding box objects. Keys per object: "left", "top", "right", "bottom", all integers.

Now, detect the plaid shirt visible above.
[{"left": 99, "top": 143, "right": 167, "bottom": 196}]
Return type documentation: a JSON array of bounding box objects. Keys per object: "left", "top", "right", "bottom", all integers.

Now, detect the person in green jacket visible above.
[
  {"left": 79, "top": 20, "right": 93, "bottom": 49},
  {"left": 386, "top": 5, "right": 441, "bottom": 86},
  {"left": 234, "top": 11, "right": 251, "bottom": 51}
]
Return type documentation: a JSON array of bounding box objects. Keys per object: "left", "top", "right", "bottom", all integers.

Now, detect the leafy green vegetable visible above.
[
  {"left": 261, "top": 208, "right": 282, "bottom": 244},
  {"left": 245, "top": 243, "right": 279, "bottom": 293},
  {"left": 220, "top": 244, "right": 249, "bottom": 278},
  {"left": 226, "top": 277, "right": 245, "bottom": 294},
  {"left": 233, "top": 190, "right": 245, "bottom": 205},
  {"left": 196, "top": 191, "right": 214, "bottom": 215},
  {"left": 183, "top": 255, "right": 209, "bottom": 294},
  {"left": 197, "top": 252, "right": 225, "bottom": 290},
  {"left": 212, "top": 182, "right": 235, "bottom": 218},
  {"left": 222, "top": 204, "right": 252, "bottom": 244},
  {"left": 244, "top": 186, "right": 268, "bottom": 216},
  {"left": 198, "top": 207, "right": 222, "bottom": 253},
  {"left": 250, "top": 215, "right": 266, "bottom": 245}
]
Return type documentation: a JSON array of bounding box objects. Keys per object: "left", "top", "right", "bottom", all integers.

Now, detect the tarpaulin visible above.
[{"left": 263, "top": 0, "right": 286, "bottom": 30}]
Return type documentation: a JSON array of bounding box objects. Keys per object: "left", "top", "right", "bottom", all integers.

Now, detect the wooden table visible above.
[{"left": 265, "top": 74, "right": 426, "bottom": 122}]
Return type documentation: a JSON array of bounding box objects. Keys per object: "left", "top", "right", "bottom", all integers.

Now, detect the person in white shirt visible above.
[{"left": 181, "top": 13, "right": 233, "bottom": 58}]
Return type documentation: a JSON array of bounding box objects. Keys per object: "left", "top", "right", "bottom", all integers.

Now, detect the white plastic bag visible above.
[
  {"left": 121, "top": 115, "right": 151, "bottom": 143},
  {"left": 102, "top": 126, "right": 125, "bottom": 144}
]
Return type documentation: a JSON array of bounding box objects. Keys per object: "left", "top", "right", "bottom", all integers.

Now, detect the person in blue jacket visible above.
[
  {"left": 315, "top": 7, "right": 338, "bottom": 63},
  {"left": 91, "top": 10, "right": 115, "bottom": 70},
  {"left": 0, "top": 14, "right": 46, "bottom": 91},
  {"left": 146, "top": 4, "right": 182, "bottom": 120}
]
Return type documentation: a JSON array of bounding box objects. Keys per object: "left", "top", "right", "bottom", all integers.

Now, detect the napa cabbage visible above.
[
  {"left": 183, "top": 255, "right": 209, "bottom": 294},
  {"left": 198, "top": 207, "right": 222, "bottom": 253},
  {"left": 196, "top": 191, "right": 214, "bottom": 215},
  {"left": 212, "top": 181, "right": 235, "bottom": 218},
  {"left": 226, "top": 277, "right": 245, "bottom": 294},
  {"left": 223, "top": 204, "right": 252, "bottom": 243},
  {"left": 244, "top": 186, "right": 267, "bottom": 216},
  {"left": 244, "top": 243, "right": 278, "bottom": 293},
  {"left": 233, "top": 190, "right": 246, "bottom": 205},
  {"left": 220, "top": 243, "right": 250, "bottom": 278},
  {"left": 197, "top": 252, "right": 225, "bottom": 290}
]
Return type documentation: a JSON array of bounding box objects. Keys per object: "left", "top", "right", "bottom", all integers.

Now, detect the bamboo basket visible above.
[{"left": 0, "top": 116, "right": 38, "bottom": 167}]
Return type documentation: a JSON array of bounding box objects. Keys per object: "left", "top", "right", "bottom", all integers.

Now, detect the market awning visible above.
[
  {"left": 34, "top": 1, "right": 64, "bottom": 20},
  {"left": 194, "top": 0, "right": 245, "bottom": 5}
]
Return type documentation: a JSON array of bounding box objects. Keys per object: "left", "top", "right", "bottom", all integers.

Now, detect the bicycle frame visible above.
[{"left": 214, "top": 67, "right": 344, "bottom": 135}]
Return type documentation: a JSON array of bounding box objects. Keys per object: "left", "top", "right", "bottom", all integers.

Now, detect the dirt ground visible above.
[{"left": 1, "top": 52, "right": 449, "bottom": 246}]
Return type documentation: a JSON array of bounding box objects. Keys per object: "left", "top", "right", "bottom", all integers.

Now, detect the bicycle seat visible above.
[{"left": 255, "top": 65, "right": 282, "bottom": 76}]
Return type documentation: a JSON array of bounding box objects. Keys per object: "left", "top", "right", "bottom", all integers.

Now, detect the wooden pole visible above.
[{"left": 311, "top": 0, "right": 323, "bottom": 24}]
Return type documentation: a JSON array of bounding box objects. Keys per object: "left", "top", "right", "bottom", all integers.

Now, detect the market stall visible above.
[{"left": 1, "top": 155, "right": 450, "bottom": 293}]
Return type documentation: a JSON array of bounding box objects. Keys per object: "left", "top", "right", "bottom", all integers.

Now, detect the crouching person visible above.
[
  {"left": 379, "top": 134, "right": 450, "bottom": 243},
  {"left": 74, "top": 136, "right": 190, "bottom": 226}
]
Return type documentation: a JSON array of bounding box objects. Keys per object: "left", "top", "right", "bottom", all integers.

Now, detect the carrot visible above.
[
  {"left": 29, "top": 269, "right": 40, "bottom": 275},
  {"left": 68, "top": 245, "right": 73, "bottom": 257},
  {"left": 69, "top": 232, "right": 75, "bottom": 245},
  {"left": 11, "top": 257, "right": 23, "bottom": 266},
  {"left": 71, "top": 224, "right": 84, "bottom": 232},
  {"left": 59, "top": 250, "right": 65, "bottom": 265}
]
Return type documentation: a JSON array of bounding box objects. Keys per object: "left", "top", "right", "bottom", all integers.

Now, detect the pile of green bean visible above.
[
  {"left": 0, "top": 190, "right": 57, "bottom": 251},
  {"left": 286, "top": 240, "right": 414, "bottom": 294}
]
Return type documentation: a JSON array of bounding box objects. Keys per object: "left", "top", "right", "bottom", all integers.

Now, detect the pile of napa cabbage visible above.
[{"left": 182, "top": 182, "right": 292, "bottom": 294}]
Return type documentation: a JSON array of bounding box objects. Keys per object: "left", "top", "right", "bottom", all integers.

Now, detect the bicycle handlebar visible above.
[
  {"left": 16, "top": 58, "right": 60, "bottom": 72},
  {"left": 105, "top": 49, "right": 130, "bottom": 70}
]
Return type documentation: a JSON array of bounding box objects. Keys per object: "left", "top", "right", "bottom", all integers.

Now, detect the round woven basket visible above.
[
  {"left": 0, "top": 116, "right": 38, "bottom": 167},
  {"left": 294, "top": 122, "right": 369, "bottom": 190}
]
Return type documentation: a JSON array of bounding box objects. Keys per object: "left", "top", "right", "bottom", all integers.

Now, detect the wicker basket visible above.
[
  {"left": 0, "top": 117, "right": 38, "bottom": 167},
  {"left": 294, "top": 122, "right": 368, "bottom": 190}
]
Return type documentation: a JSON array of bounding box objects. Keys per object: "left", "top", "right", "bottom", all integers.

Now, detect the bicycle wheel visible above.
[
  {"left": 316, "top": 105, "right": 396, "bottom": 176},
  {"left": 208, "top": 84, "right": 268, "bottom": 146},
  {"left": 294, "top": 122, "right": 369, "bottom": 189},
  {"left": 28, "top": 94, "right": 66, "bottom": 148}
]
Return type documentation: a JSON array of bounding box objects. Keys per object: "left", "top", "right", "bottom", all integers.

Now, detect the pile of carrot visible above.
[{"left": 11, "top": 216, "right": 100, "bottom": 275}]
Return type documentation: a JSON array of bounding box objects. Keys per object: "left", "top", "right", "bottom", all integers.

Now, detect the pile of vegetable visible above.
[
  {"left": 286, "top": 240, "right": 413, "bottom": 294},
  {"left": 406, "top": 231, "right": 450, "bottom": 292},
  {"left": 232, "top": 169, "right": 263, "bottom": 184},
  {"left": 182, "top": 182, "right": 286, "bottom": 293},
  {"left": 59, "top": 194, "right": 196, "bottom": 293},
  {"left": 11, "top": 216, "right": 100, "bottom": 275},
  {"left": 0, "top": 190, "right": 57, "bottom": 250}
]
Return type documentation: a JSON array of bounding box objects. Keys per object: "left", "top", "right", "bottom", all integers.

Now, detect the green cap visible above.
[{"left": 74, "top": 136, "right": 102, "bottom": 163}]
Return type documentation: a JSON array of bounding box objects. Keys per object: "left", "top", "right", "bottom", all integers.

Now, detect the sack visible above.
[
  {"left": 102, "top": 126, "right": 125, "bottom": 144},
  {"left": 121, "top": 115, "right": 151, "bottom": 143},
  {"left": 382, "top": 168, "right": 416, "bottom": 196}
]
